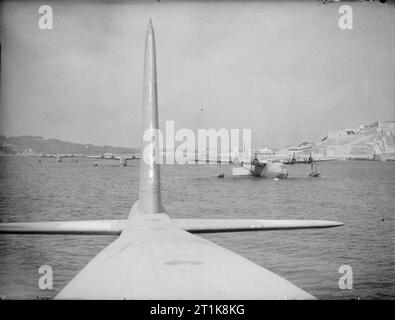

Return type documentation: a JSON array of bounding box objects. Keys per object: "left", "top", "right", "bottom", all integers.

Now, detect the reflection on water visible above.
[{"left": 0, "top": 155, "right": 394, "bottom": 299}]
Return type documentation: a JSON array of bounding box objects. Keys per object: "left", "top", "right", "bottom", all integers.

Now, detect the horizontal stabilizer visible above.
[
  {"left": 174, "top": 218, "right": 343, "bottom": 233},
  {"left": 0, "top": 218, "right": 343, "bottom": 235},
  {"left": 0, "top": 220, "right": 125, "bottom": 235}
]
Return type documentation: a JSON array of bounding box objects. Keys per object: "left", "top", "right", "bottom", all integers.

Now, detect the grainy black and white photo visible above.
[{"left": 0, "top": 0, "right": 394, "bottom": 304}]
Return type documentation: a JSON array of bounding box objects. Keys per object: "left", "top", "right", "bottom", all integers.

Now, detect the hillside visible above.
[
  {"left": 2, "top": 120, "right": 395, "bottom": 160},
  {"left": 281, "top": 120, "right": 395, "bottom": 161},
  {"left": 0, "top": 136, "right": 139, "bottom": 156},
  {"left": 320, "top": 121, "right": 395, "bottom": 160}
]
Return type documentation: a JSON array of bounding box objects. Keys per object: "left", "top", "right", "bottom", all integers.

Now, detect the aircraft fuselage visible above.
[{"left": 246, "top": 161, "right": 288, "bottom": 178}]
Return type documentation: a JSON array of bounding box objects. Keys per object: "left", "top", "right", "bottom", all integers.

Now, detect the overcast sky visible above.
[{"left": 1, "top": 0, "right": 394, "bottom": 148}]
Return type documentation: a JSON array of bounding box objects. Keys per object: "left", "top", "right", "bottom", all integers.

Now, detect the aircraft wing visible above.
[
  {"left": 310, "top": 157, "right": 337, "bottom": 162},
  {"left": 237, "top": 159, "right": 269, "bottom": 165},
  {"left": 281, "top": 157, "right": 337, "bottom": 165},
  {"left": 193, "top": 159, "right": 233, "bottom": 164},
  {"left": 54, "top": 210, "right": 317, "bottom": 299},
  {"left": 0, "top": 218, "right": 342, "bottom": 235},
  {"left": 125, "top": 155, "right": 141, "bottom": 160}
]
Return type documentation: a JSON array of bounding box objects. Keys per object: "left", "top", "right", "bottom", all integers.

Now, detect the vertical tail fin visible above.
[{"left": 138, "top": 19, "right": 163, "bottom": 213}]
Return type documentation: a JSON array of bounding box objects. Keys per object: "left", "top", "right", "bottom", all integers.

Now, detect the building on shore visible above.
[{"left": 320, "top": 120, "right": 395, "bottom": 161}]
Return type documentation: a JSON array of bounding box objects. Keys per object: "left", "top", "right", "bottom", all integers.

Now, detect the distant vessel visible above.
[{"left": 232, "top": 152, "right": 327, "bottom": 178}]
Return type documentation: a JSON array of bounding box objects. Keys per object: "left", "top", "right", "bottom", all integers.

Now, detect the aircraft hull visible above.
[{"left": 234, "top": 162, "right": 288, "bottom": 178}]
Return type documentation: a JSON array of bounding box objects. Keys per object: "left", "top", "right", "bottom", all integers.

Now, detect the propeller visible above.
[
  {"left": 307, "top": 152, "right": 320, "bottom": 177},
  {"left": 307, "top": 152, "right": 313, "bottom": 164},
  {"left": 252, "top": 152, "right": 259, "bottom": 165},
  {"left": 291, "top": 152, "right": 296, "bottom": 165}
]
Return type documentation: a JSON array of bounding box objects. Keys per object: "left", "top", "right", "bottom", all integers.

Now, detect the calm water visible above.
[{"left": 0, "top": 155, "right": 394, "bottom": 299}]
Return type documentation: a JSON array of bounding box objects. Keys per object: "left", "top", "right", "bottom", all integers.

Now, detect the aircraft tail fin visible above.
[{"left": 137, "top": 19, "right": 163, "bottom": 214}]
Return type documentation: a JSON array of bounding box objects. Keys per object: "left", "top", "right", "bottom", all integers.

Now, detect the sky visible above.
[{"left": 1, "top": 0, "right": 394, "bottom": 149}]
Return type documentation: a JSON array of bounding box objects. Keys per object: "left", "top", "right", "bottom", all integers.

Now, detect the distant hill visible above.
[
  {"left": 3, "top": 120, "right": 395, "bottom": 161},
  {"left": 0, "top": 135, "right": 139, "bottom": 155}
]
